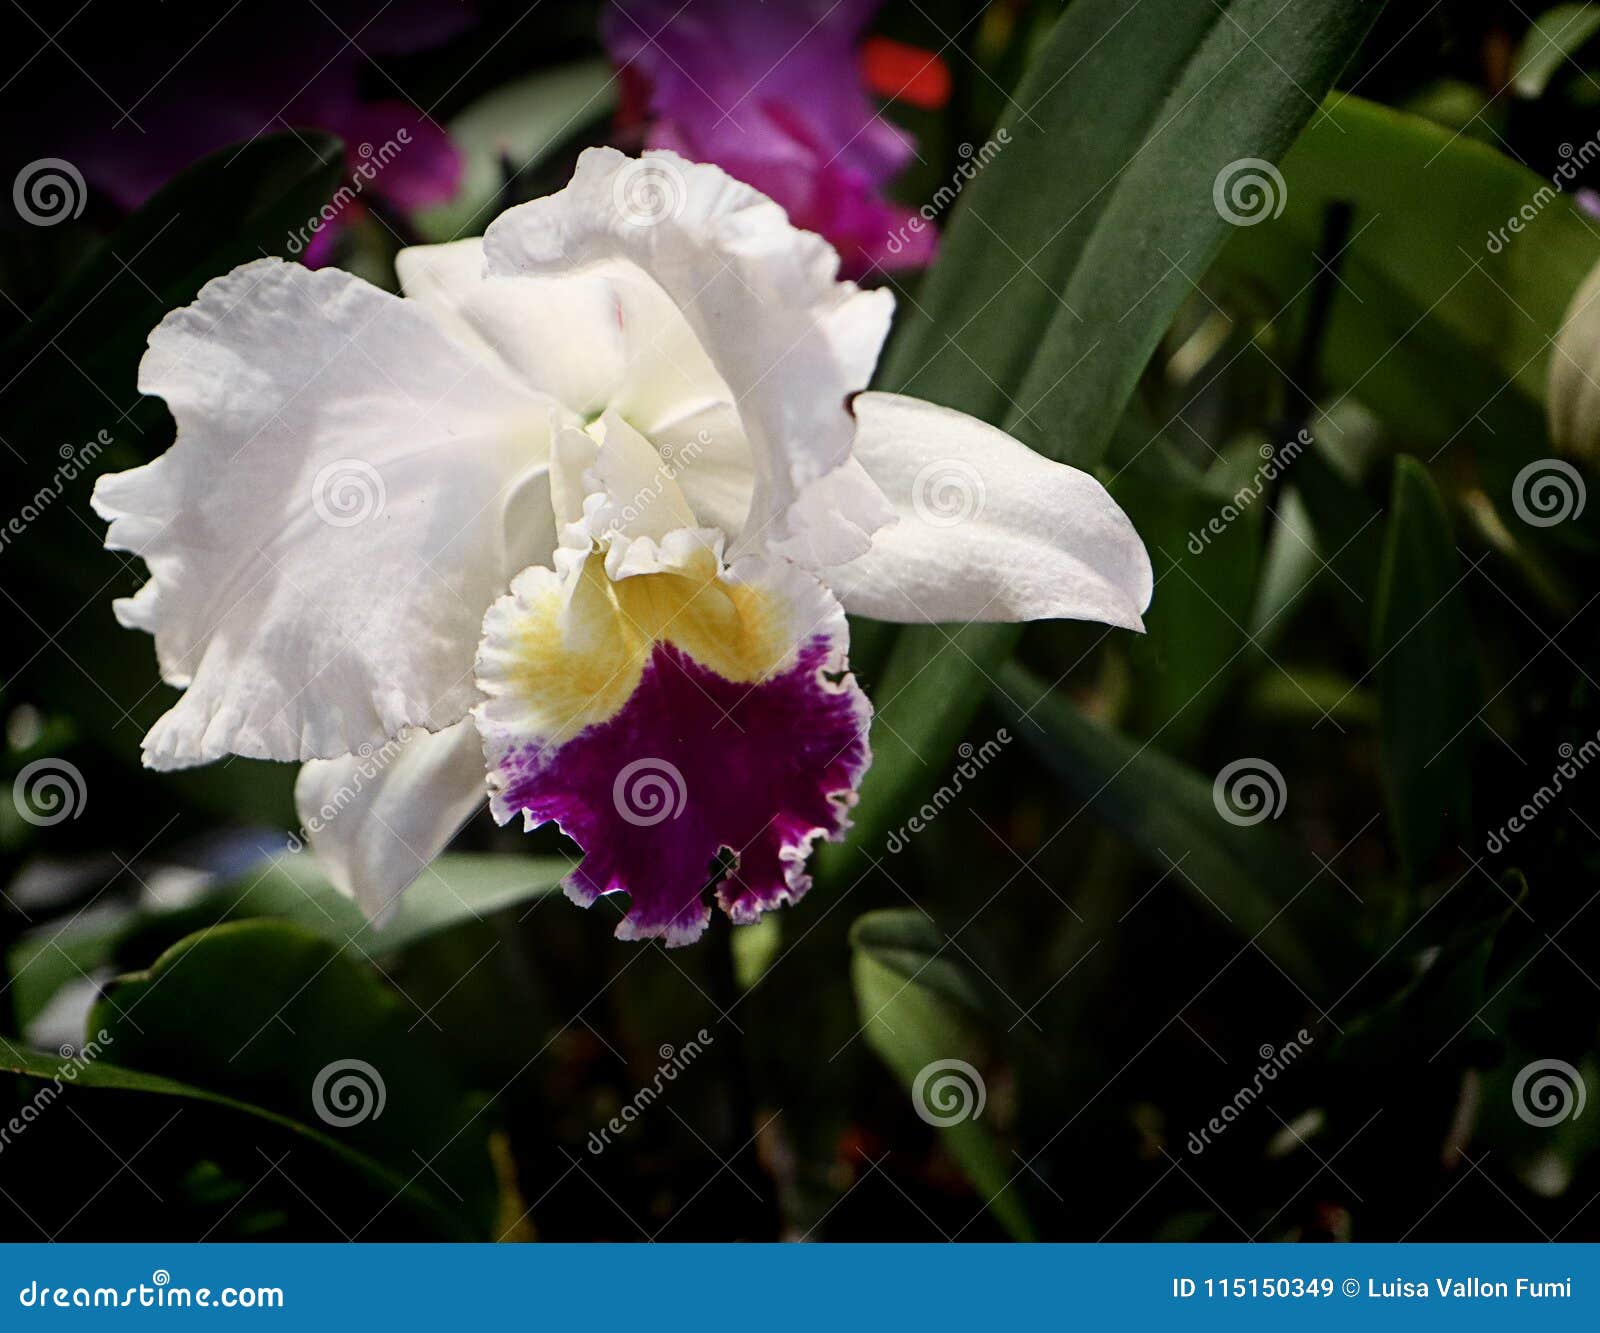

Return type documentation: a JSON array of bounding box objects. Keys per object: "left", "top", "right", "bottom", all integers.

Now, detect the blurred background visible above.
[{"left": 1, "top": 0, "right": 1599, "bottom": 1242}]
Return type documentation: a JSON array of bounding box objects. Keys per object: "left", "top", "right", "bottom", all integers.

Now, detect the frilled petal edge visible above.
[{"left": 93, "top": 258, "right": 553, "bottom": 769}]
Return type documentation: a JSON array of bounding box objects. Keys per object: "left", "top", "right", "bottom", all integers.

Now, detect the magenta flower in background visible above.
[
  {"left": 38, "top": 0, "right": 468, "bottom": 267},
  {"left": 604, "top": 0, "right": 940, "bottom": 279}
]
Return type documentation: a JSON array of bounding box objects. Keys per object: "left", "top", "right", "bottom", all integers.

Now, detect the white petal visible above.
[
  {"left": 825, "top": 393, "right": 1153, "bottom": 629},
  {"left": 93, "top": 258, "right": 554, "bottom": 769},
  {"left": 295, "top": 721, "right": 486, "bottom": 925},
  {"left": 482, "top": 148, "right": 893, "bottom": 556},
  {"left": 769, "top": 456, "right": 896, "bottom": 570},
  {"left": 583, "top": 410, "right": 700, "bottom": 545},
  {"left": 396, "top": 238, "right": 728, "bottom": 424}
]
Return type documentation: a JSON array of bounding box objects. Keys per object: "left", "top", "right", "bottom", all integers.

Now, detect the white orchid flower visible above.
[{"left": 93, "top": 148, "right": 1151, "bottom": 946}]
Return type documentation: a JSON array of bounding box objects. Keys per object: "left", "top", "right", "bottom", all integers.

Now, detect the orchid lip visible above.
[{"left": 497, "top": 633, "right": 869, "bottom": 946}]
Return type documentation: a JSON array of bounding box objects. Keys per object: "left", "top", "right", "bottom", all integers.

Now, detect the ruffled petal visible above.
[
  {"left": 482, "top": 147, "right": 894, "bottom": 561},
  {"left": 475, "top": 539, "right": 869, "bottom": 946},
  {"left": 825, "top": 393, "right": 1153, "bottom": 629},
  {"left": 295, "top": 721, "right": 486, "bottom": 925},
  {"left": 93, "top": 258, "right": 554, "bottom": 769}
]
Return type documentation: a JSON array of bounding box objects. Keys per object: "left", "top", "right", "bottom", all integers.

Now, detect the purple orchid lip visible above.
[{"left": 491, "top": 635, "right": 870, "bottom": 946}]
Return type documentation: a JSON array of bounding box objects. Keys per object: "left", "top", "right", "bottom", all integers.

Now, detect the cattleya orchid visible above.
[{"left": 92, "top": 148, "right": 1152, "bottom": 945}]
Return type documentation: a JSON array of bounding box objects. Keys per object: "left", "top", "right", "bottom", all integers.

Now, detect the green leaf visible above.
[
  {"left": 10, "top": 852, "right": 567, "bottom": 1030},
  {"left": 91, "top": 920, "right": 498, "bottom": 1237},
  {"left": 849, "top": 910, "right": 1035, "bottom": 1241},
  {"left": 880, "top": 0, "right": 1384, "bottom": 470},
  {"left": 0, "top": 134, "right": 345, "bottom": 487},
  {"left": 1513, "top": 5, "right": 1600, "bottom": 98},
  {"left": 1288, "top": 437, "right": 1386, "bottom": 639},
  {"left": 838, "top": 0, "right": 1383, "bottom": 877},
  {"left": 1370, "top": 457, "right": 1481, "bottom": 879},
  {"left": 414, "top": 60, "right": 616, "bottom": 241},
  {"left": 994, "top": 663, "right": 1330, "bottom": 989},
  {"left": 1216, "top": 95, "right": 1600, "bottom": 470},
  {"left": 0, "top": 1034, "right": 473, "bottom": 1238},
  {"left": 1113, "top": 441, "right": 1265, "bottom": 749}
]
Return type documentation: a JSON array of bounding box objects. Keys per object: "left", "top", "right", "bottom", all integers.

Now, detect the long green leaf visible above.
[
  {"left": 880, "top": 0, "right": 1384, "bottom": 468},
  {"left": 1513, "top": 4, "right": 1600, "bottom": 97},
  {"left": 91, "top": 920, "right": 498, "bottom": 1237},
  {"left": 994, "top": 663, "right": 1330, "bottom": 989},
  {"left": 0, "top": 1035, "right": 472, "bottom": 1239},
  {"left": 1370, "top": 457, "right": 1481, "bottom": 879},
  {"left": 837, "top": 0, "right": 1385, "bottom": 875},
  {"left": 9, "top": 852, "right": 568, "bottom": 1030},
  {"left": 1216, "top": 95, "right": 1600, "bottom": 492},
  {"left": 850, "top": 910, "right": 1035, "bottom": 1241}
]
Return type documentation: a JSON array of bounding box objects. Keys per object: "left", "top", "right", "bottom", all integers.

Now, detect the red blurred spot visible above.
[{"left": 860, "top": 37, "right": 951, "bottom": 112}]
